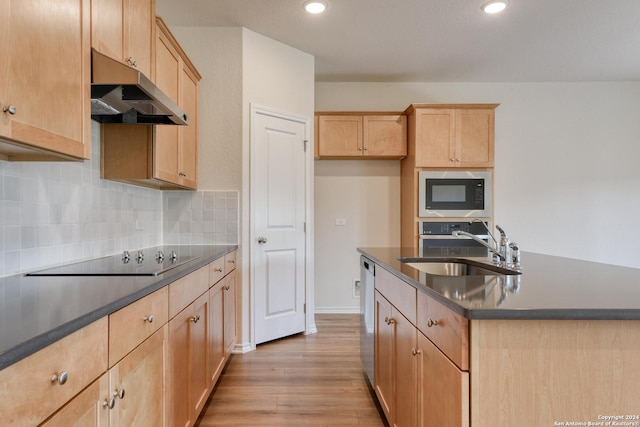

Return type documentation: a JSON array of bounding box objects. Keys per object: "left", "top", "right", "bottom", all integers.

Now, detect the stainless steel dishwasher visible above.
[{"left": 360, "top": 256, "right": 375, "bottom": 386}]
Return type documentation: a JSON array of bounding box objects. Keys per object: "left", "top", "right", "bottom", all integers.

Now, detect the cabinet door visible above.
[
  {"left": 394, "top": 310, "right": 418, "bottom": 427},
  {"left": 455, "top": 109, "right": 494, "bottom": 168},
  {"left": 414, "top": 109, "right": 455, "bottom": 167},
  {"left": 223, "top": 270, "right": 237, "bottom": 355},
  {"left": 40, "top": 373, "right": 110, "bottom": 427},
  {"left": 122, "top": 0, "right": 154, "bottom": 78},
  {"left": 178, "top": 64, "right": 199, "bottom": 189},
  {"left": 109, "top": 325, "right": 167, "bottom": 427},
  {"left": 91, "top": 0, "right": 124, "bottom": 61},
  {"left": 317, "top": 115, "right": 363, "bottom": 157},
  {"left": 363, "top": 115, "right": 407, "bottom": 157},
  {"left": 209, "top": 282, "right": 225, "bottom": 388},
  {"left": 418, "top": 333, "right": 469, "bottom": 427},
  {"left": 374, "top": 291, "right": 394, "bottom": 423},
  {"left": 168, "top": 292, "right": 210, "bottom": 427},
  {"left": 1, "top": 0, "right": 90, "bottom": 160}
]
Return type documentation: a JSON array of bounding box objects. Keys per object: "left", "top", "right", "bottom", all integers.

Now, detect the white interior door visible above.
[{"left": 253, "top": 109, "right": 307, "bottom": 345}]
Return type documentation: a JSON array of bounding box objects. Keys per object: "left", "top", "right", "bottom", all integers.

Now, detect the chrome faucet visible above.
[{"left": 452, "top": 220, "right": 521, "bottom": 270}]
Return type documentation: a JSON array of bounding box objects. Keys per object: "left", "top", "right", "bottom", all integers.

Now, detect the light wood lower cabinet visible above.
[
  {"left": 1, "top": 253, "right": 238, "bottom": 427},
  {"left": 0, "top": 318, "right": 107, "bottom": 427},
  {"left": 40, "top": 373, "right": 110, "bottom": 427},
  {"left": 375, "top": 265, "right": 468, "bottom": 427},
  {"left": 418, "top": 332, "right": 469, "bottom": 427},
  {"left": 208, "top": 280, "right": 226, "bottom": 388},
  {"left": 223, "top": 269, "right": 237, "bottom": 355},
  {"left": 168, "top": 292, "right": 210, "bottom": 427},
  {"left": 108, "top": 325, "right": 168, "bottom": 427}
]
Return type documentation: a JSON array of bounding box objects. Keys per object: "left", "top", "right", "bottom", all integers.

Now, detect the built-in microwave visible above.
[{"left": 418, "top": 171, "right": 491, "bottom": 218}]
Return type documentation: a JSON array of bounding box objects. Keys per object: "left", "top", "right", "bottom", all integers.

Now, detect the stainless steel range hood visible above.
[{"left": 91, "top": 49, "right": 188, "bottom": 125}]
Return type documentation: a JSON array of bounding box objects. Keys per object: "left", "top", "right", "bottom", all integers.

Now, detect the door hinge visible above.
[
  {"left": 304, "top": 222, "right": 306, "bottom": 232},
  {"left": 304, "top": 303, "right": 306, "bottom": 314},
  {"left": 303, "top": 139, "right": 308, "bottom": 152}
]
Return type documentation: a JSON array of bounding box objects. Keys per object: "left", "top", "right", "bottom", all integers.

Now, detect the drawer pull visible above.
[
  {"left": 114, "top": 388, "right": 125, "bottom": 400},
  {"left": 411, "top": 348, "right": 422, "bottom": 356},
  {"left": 384, "top": 316, "right": 396, "bottom": 325},
  {"left": 224, "top": 285, "right": 230, "bottom": 291},
  {"left": 143, "top": 314, "right": 154, "bottom": 323},
  {"left": 50, "top": 371, "right": 68, "bottom": 385},
  {"left": 213, "top": 267, "right": 223, "bottom": 273},
  {"left": 190, "top": 314, "right": 201, "bottom": 323},
  {"left": 103, "top": 398, "right": 116, "bottom": 409},
  {"left": 426, "top": 318, "right": 439, "bottom": 327},
  {"left": 228, "top": 259, "right": 236, "bottom": 264}
]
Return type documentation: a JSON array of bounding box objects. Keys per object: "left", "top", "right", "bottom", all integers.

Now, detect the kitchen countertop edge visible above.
[
  {"left": 358, "top": 247, "right": 640, "bottom": 321},
  {"left": 0, "top": 245, "right": 238, "bottom": 371}
]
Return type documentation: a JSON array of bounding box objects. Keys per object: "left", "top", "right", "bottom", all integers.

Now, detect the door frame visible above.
[{"left": 249, "top": 104, "right": 316, "bottom": 350}]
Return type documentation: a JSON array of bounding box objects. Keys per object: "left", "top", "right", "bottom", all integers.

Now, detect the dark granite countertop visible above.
[
  {"left": 358, "top": 247, "right": 640, "bottom": 320},
  {"left": 0, "top": 245, "right": 237, "bottom": 371}
]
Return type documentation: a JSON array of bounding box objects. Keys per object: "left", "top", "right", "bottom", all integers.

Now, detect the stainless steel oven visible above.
[
  {"left": 418, "top": 171, "right": 491, "bottom": 218},
  {"left": 420, "top": 221, "right": 491, "bottom": 257}
]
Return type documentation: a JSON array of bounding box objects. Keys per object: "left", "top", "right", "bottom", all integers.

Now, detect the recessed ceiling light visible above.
[
  {"left": 481, "top": 0, "right": 509, "bottom": 14},
  {"left": 303, "top": 0, "right": 328, "bottom": 14}
]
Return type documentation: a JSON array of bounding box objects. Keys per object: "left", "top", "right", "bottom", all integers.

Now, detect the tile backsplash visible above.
[{"left": 0, "top": 121, "right": 239, "bottom": 277}]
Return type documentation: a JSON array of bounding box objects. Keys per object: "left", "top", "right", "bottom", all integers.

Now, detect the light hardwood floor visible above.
[{"left": 195, "top": 314, "right": 387, "bottom": 427}]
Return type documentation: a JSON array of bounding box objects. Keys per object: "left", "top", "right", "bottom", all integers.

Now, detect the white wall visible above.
[
  {"left": 315, "top": 81, "right": 640, "bottom": 311},
  {"left": 167, "top": 26, "right": 315, "bottom": 349}
]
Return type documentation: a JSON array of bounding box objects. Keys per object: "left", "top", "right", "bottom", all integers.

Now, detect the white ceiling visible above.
[{"left": 156, "top": 0, "right": 640, "bottom": 83}]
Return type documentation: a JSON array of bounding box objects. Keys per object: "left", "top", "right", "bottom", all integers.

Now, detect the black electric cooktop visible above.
[{"left": 26, "top": 247, "right": 201, "bottom": 276}]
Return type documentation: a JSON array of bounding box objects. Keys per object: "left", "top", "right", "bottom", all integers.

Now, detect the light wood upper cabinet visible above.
[
  {"left": 91, "top": 0, "right": 155, "bottom": 78},
  {"left": 315, "top": 113, "right": 407, "bottom": 159},
  {"left": 101, "top": 18, "right": 200, "bottom": 190},
  {"left": 0, "top": 0, "right": 91, "bottom": 161},
  {"left": 409, "top": 105, "right": 497, "bottom": 168}
]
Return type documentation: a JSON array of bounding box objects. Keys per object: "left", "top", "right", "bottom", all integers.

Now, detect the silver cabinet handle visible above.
[
  {"left": 113, "top": 388, "right": 125, "bottom": 400},
  {"left": 426, "top": 318, "right": 439, "bottom": 327},
  {"left": 224, "top": 285, "right": 230, "bottom": 291},
  {"left": 190, "top": 314, "right": 200, "bottom": 323},
  {"left": 179, "top": 172, "right": 187, "bottom": 177},
  {"left": 103, "top": 398, "right": 116, "bottom": 409},
  {"left": 143, "top": 315, "right": 154, "bottom": 323},
  {"left": 411, "top": 348, "right": 422, "bottom": 356},
  {"left": 257, "top": 237, "right": 267, "bottom": 244},
  {"left": 213, "top": 267, "right": 223, "bottom": 273},
  {"left": 126, "top": 57, "right": 137, "bottom": 67},
  {"left": 51, "top": 371, "right": 68, "bottom": 385},
  {"left": 3, "top": 105, "right": 16, "bottom": 115},
  {"left": 384, "top": 316, "right": 396, "bottom": 325}
]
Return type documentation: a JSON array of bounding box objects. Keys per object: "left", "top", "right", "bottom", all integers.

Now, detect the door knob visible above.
[{"left": 257, "top": 237, "right": 268, "bottom": 244}]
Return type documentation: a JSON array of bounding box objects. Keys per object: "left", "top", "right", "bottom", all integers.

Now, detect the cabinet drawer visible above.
[
  {"left": 375, "top": 266, "right": 417, "bottom": 325},
  {"left": 0, "top": 318, "right": 108, "bottom": 427},
  {"left": 109, "top": 286, "right": 168, "bottom": 366},
  {"left": 417, "top": 291, "right": 469, "bottom": 370},
  {"left": 225, "top": 251, "right": 237, "bottom": 274},
  {"left": 209, "top": 257, "right": 225, "bottom": 286},
  {"left": 170, "top": 265, "right": 210, "bottom": 318}
]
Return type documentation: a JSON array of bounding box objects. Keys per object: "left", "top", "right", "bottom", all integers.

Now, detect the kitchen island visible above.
[{"left": 359, "top": 247, "right": 640, "bottom": 427}]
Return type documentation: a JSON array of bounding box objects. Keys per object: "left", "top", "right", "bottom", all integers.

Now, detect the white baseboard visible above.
[
  {"left": 231, "top": 342, "right": 253, "bottom": 354},
  {"left": 314, "top": 307, "right": 360, "bottom": 314}
]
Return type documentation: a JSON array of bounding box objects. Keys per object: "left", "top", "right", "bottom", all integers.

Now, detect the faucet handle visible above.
[{"left": 509, "top": 242, "right": 521, "bottom": 270}]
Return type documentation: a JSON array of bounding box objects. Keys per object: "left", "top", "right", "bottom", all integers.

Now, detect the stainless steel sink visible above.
[{"left": 400, "top": 259, "right": 521, "bottom": 276}]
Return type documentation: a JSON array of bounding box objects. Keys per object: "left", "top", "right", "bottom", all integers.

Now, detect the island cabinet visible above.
[
  {"left": 315, "top": 113, "right": 407, "bottom": 159},
  {"left": 100, "top": 18, "right": 201, "bottom": 190},
  {"left": 91, "top": 0, "right": 155, "bottom": 78},
  {"left": 0, "top": 0, "right": 91, "bottom": 161},
  {"left": 406, "top": 105, "right": 497, "bottom": 168},
  {"left": 375, "top": 265, "right": 469, "bottom": 427}
]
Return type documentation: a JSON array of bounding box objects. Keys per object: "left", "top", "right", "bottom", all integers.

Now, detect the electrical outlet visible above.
[{"left": 353, "top": 278, "right": 361, "bottom": 298}]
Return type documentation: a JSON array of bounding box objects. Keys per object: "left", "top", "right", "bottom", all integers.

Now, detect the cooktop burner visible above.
[{"left": 26, "top": 248, "right": 201, "bottom": 277}]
